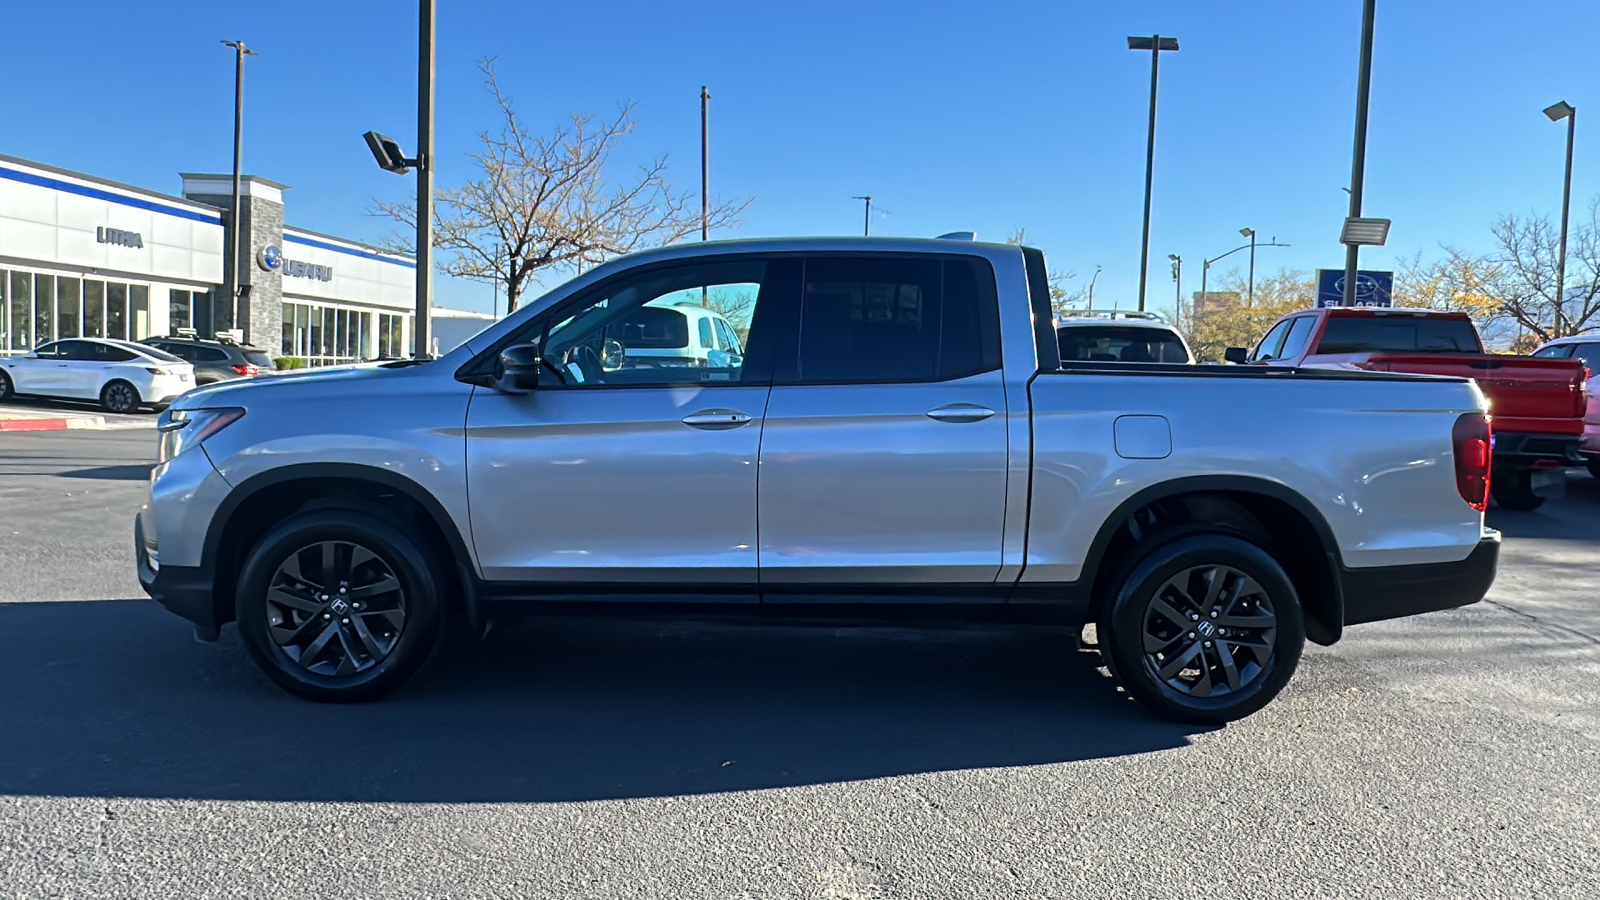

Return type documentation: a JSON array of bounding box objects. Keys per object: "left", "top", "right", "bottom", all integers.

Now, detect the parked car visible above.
[
  {"left": 1532, "top": 335, "right": 1600, "bottom": 479},
  {"left": 1229, "top": 307, "right": 1587, "bottom": 510},
  {"left": 1055, "top": 310, "right": 1196, "bottom": 364},
  {"left": 142, "top": 331, "right": 276, "bottom": 385},
  {"left": 0, "top": 338, "right": 194, "bottom": 413},
  {"left": 137, "top": 237, "right": 1499, "bottom": 724},
  {"left": 602, "top": 300, "right": 744, "bottom": 372}
]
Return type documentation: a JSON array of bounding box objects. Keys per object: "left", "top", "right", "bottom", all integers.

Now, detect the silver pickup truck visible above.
[{"left": 136, "top": 237, "right": 1500, "bottom": 722}]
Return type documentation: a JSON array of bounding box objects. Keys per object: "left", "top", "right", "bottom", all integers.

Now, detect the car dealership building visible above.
[{"left": 0, "top": 152, "right": 418, "bottom": 363}]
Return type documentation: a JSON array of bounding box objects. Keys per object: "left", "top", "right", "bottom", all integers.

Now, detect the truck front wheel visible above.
[{"left": 1099, "top": 534, "right": 1305, "bottom": 724}]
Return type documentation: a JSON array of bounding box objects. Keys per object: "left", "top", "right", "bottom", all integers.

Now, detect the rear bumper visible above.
[
  {"left": 1493, "top": 431, "right": 1584, "bottom": 465},
  {"left": 135, "top": 513, "right": 220, "bottom": 631},
  {"left": 1340, "top": 531, "right": 1500, "bottom": 626}
]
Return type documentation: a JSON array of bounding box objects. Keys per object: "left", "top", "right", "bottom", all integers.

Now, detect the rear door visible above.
[{"left": 756, "top": 254, "right": 1009, "bottom": 591}]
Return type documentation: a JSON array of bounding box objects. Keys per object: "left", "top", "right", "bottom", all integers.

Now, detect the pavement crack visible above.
[{"left": 1482, "top": 598, "right": 1600, "bottom": 646}]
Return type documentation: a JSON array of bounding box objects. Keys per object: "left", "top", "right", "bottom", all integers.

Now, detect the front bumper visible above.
[
  {"left": 1340, "top": 531, "right": 1501, "bottom": 626},
  {"left": 135, "top": 512, "right": 221, "bottom": 634}
]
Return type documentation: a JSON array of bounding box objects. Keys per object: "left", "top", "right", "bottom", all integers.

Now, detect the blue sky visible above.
[{"left": 2, "top": 0, "right": 1595, "bottom": 315}]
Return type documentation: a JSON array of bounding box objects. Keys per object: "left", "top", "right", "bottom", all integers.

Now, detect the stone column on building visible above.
[{"left": 179, "top": 173, "right": 287, "bottom": 348}]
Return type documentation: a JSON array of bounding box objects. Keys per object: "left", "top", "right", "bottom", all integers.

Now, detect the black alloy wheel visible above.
[
  {"left": 100, "top": 380, "right": 140, "bottom": 413},
  {"left": 266, "top": 540, "right": 408, "bottom": 676},
  {"left": 1100, "top": 533, "right": 1305, "bottom": 724},
  {"left": 0, "top": 370, "right": 13, "bottom": 401},
  {"left": 236, "top": 509, "right": 445, "bottom": 702}
]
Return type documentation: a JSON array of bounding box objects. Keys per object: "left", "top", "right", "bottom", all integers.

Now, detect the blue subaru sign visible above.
[
  {"left": 1316, "top": 268, "right": 1393, "bottom": 308},
  {"left": 257, "top": 245, "right": 283, "bottom": 272}
]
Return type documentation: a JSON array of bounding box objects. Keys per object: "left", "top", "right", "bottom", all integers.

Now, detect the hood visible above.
[{"left": 172, "top": 361, "right": 419, "bottom": 410}]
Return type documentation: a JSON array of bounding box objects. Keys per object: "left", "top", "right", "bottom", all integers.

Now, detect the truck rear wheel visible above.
[
  {"left": 1491, "top": 469, "right": 1545, "bottom": 511},
  {"left": 1098, "top": 534, "right": 1305, "bottom": 724}
]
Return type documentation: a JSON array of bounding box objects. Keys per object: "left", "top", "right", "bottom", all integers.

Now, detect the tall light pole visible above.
[
  {"left": 700, "top": 85, "right": 710, "bottom": 242},
  {"left": 1341, "top": 0, "right": 1377, "bottom": 307},
  {"left": 853, "top": 195, "right": 872, "bottom": 236},
  {"left": 1127, "top": 34, "right": 1179, "bottom": 312},
  {"left": 220, "top": 40, "right": 256, "bottom": 338},
  {"left": 1168, "top": 254, "right": 1182, "bottom": 324},
  {"left": 1545, "top": 100, "right": 1577, "bottom": 334},
  {"left": 1240, "top": 227, "right": 1257, "bottom": 304},
  {"left": 1088, "top": 265, "right": 1102, "bottom": 306},
  {"left": 414, "top": 0, "right": 435, "bottom": 358}
]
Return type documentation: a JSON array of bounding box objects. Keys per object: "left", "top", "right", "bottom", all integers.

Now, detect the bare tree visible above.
[
  {"left": 1005, "top": 228, "right": 1085, "bottom": 314},
  {"left": 1481, "top": 203, "right": 1600, "bottom": 341},
  {"left": 375, "top": 59, "right": 748, "bottom": 313}
]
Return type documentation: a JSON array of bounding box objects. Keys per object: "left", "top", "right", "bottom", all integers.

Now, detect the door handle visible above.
[
  {"left": 682, "top": 409, "right": 753, "bottom": 430},
  {"left": 926, "top": 403, "right": 996, "bottom": 423}
]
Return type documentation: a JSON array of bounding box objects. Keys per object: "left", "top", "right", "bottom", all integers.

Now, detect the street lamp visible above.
[
  {"left": 701, "top": 86, "right": 710, "bottom": 242},
  {"left": 1239, "top": 227, "right": 1257, "bottom": 305},
  {"left": 1199, "top": 238, "right": 1290, "bottom": 306},
  {"left": 361, "top": 0, "right": 434, "bottom": 358},
  {"left": 1128, "top": 34, "right": 1179, "bottom": 312},
  {"left": 1546, "top": 100, "right": 1577, "bottom": 331},
  {"left": 220, "top": 40, "right": 256, "bottom": 338}
]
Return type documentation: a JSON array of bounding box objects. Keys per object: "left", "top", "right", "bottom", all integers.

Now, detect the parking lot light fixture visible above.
[
  {"left": 1339, "top": 217, "right": 1392, "bottom": 246},
  {"left": 1128, "top": 34, "right": 1179, "bottom": 311},
  {"left": 1545, "top": 101, "right": 1576, "bottom": 328},
  {"left": 1240, "top": 228, "right": 1257, "bottom": 305}
]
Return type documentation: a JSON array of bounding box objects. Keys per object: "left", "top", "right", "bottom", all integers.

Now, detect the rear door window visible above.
[
  {"left": 697, "top": 316, "right": 714, "bottom": 352},
  {"left": 1532, "top": 344, "right": 1573, "bottom": 358},
  {"left": 1275, "top": 317, "right": 1316, "bottom": 361},
  {"left": 193, "top": 346, "right": 229, "bottom": 362},
  {"left": 788, "top": 255, "right": 1000, "bottom": 384}
]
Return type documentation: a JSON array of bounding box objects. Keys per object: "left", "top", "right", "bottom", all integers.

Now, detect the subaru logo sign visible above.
[
  {"left": 1315, "top": 268, "right": 1393, "bottom": 308},
  {"left": 257, "top": 245, "right": 283, "bottom": 272}
]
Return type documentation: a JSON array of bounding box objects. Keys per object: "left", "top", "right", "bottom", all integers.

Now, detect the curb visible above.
[{"left": 0, "top": 414, "right": 108, "bottom": 432}]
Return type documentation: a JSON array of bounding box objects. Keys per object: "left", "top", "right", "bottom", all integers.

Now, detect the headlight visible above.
[{"left": 158, "top": 408, "right": 245, "bottom": 464}]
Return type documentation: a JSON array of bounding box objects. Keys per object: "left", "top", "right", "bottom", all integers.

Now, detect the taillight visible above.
[
  {"left": 231, "top": 364, "right": 261, "bottom": 376},
  {"left": 1452, "top": 413, "right": 1491, "bottom": 512}
]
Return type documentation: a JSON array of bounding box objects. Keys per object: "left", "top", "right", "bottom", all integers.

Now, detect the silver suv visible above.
[{"left": 137, "top": 237, "right": 1499, "bottom": 723}]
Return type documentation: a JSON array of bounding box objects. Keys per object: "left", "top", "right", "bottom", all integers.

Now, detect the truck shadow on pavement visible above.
[
  {"left": 0, "top": 600, "right": 1201, "bottom": 803},
  {"left": 1486, "top": 471, "right": 1600, "bottom": 541}
]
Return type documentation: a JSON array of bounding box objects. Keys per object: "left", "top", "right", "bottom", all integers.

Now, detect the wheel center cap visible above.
[
  {"left": 329, "top": 597, "right": 350, "bottom": 616},
  {"left": 1197, "top": 620, "right": 1216, "bottom": 638}
]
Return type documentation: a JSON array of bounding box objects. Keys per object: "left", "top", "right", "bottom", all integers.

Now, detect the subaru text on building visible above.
[{"left": 135, "top": 238, "right": 1501, "bottom": 723}]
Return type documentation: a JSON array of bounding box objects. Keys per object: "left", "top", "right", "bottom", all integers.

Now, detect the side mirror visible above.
[
  {"left": 600, "top": 339, "right": 626, "bottom": 371},
  {"left": 1223, "top": 347, "right": 1249, "bottom": 364},
  {"left": 496, "top": 344, "right": 542, "bottom": 393},
  {"left": 23, "top": 351, "right": 39, "bottom": 360}
]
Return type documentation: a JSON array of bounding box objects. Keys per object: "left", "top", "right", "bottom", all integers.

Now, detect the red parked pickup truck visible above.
[{"left": 1226, "top": 307, "right": 1587, "bottom": 510}]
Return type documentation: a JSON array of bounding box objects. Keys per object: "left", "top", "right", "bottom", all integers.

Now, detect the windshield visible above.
[
  {"left": 1317, "top": 317, "right": 1480, "bottom": 354},
  {"left": 1057, "top": 326, "right": 1190, "bottom": 363}
]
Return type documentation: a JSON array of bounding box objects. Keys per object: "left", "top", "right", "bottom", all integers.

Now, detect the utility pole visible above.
[
  {"left": 1342, "top": 0, "right": 1377, "bottom": 307},
  {"left": 701, "top": 86, "right": 710, "bottom": 242},
  {"left": 1127, "top": 34, "right": 1180, "bottom": 312},
  {"left": 221, "top": 40, "right": 256, "bottom": 339},
  {"left": 1241, "top": 227, "right": 1258, "bottom": 304},
  {"left": 853, "top": 195, "right": 872, "bottom": 236},
  {"left": 414, "top": 0, "right": 435, "bottom": 358},
  {"left": 1088, "top": 265, "right": 1102, "bottom": 306},
  {"left": 1169, "top": 254, "right": 1182, "bottom": 321}
]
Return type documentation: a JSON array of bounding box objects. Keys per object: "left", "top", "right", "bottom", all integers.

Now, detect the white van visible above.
[{"left": 614, "top": 300, "right": 744, "bottom": 369}]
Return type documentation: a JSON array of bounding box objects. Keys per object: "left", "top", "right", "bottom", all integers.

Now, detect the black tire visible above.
[
  {"left": 1491, "top": 469, "right": 1545, "bottom": 511},
  {"left": 1098, "top": 533, "right": 1305, "bottom": 725},
  {"left": 236, "top": 508, "right": 446, "bottom": 702},
  {"left": 100, "top": 379, "right": 141, "bottom": 414},
  {"left": 0, "top": 369, "right": 12, "bottom": 402}
]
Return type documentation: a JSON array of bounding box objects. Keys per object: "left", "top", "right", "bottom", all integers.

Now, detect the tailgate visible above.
[{"left": 1364, "top": 353, "right": 1586, "bottom": 432}]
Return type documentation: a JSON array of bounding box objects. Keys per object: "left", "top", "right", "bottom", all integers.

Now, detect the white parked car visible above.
[
  {"left": 609, "top": 300, "right": 744, "bottom": 371},
  {"left": 0, "top": 338, "right": 196, "bottom": 413},
  {"left": 1055, "top": 310, "right": 1196, "bottom": 364}
]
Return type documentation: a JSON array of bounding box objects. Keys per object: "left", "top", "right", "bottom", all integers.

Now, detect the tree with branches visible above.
[
  {"left": 1005, "top": 228, "right": 1086, "bottom": 314},
  {"left": 375, "top": 59, "right": 748, "bottom": 313}
]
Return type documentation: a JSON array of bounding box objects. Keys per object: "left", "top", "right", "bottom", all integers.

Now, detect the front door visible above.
[
  {"left": 465, "top": 256, "right": 796, "bottom": 594},
  {"left": 757, "top": 254, "right": 1011, "bottom": 590},
  {"left": 9, "top": 342, "right": 71, "bottom": 394}
]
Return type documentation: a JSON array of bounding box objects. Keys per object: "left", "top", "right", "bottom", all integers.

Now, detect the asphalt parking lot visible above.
[{"left": 1, "top": 430, "right": 1597, "bottom": 898}]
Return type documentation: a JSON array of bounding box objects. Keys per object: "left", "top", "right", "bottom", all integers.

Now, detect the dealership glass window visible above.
[
  {"left": 0, "top": 270, "right": 10, "bottom": 352},
  {"left": 131, "top": 285, "right": 149, "bottom": 339},
  {"left": 56, "top": 277, "right": 81, "bottom": 338},
  {"left": 10, "top": 271, "right": 30, "bottom": 351},
  {"left": 33, "top": 275, "right": 54, "bottom": 346},
  {"left": 106, "top": 283, "right": 128, "bottom": 340},
  {"left": 84, "top": 280, "right": 105, "bottom": 338},
  {"left": 170, "top": 289, "right": 191, "bottom": 332}
]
